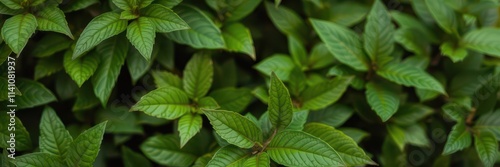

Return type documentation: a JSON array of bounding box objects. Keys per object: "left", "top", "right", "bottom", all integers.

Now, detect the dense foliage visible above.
[{"left": 1, "top": 0, "right": 500, "bottom": 166}]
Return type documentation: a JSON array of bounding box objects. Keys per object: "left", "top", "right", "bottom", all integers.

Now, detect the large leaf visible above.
[
  {"left": 474, "top": 131, "right": 498, "bottom": 167},
  {"left": 63, "top": 49, "right": 100, "bottom": 87},
  {"left": 475, "top": 111, "right": 500, "bottom": 140},
  {"left": 365, "top": 81, "right": 400, "bottom": 122},
  {"left": 178, "top": 114, "right": 202, "bottom": 148},
  {"left": 304, "top": 123, "right": 376, "bottom": 166},
  {"left": 130, "top": 86, "right": 191, "bottom": 119},
  {"left": 442, "top": 122, "right": 472, "bottom": 155},
  {"left": 204, "top": 110, "right": 262, "bottom": 148},
  {"left": 244, "top": 152, "right": 270, "bottom": 167},
  {"left": 267, "top": 131, "right": 345, "bottom": 167},
  {"left": 222, "top": 23, "right": 255, "bottom": 60},
  {"left": 35, "top": 7, "right": 73, "bottom": 39},
  {"left": 126, "top": 17, "right": 156, "bottom": 61},
  {"left": 300, "top": 76, "right": 353, "bottom": 110},
  {"left": 207, "top": 145, "right": 250, "bottom": 167},
  {"left": 11, "top": 153, "right": 65, "bottom": 167},
  {"left": 39, "top": 107, "right": 73, "bottom": 158},
  {"left": 166, "top": 5, "right": 225, "bottom": 48},
  {"left": 141, "top": 4, "right": 189, "bottom": 33},
  {"left": 264, "top": 2, "right": 307, "bottom": 41},
  {"left": 183, "top": 53, "right": 213, "bottom": 100},
  {"left": 16, "top": 79, "right": 57, "bottom": 109},
  {"left": 209, "top": 87, "right": 253, "bottom": 113},
  {"left": 310, "top": 19, "right": 369, "bottom": 71},
  {"left": 462, "top": 28, "right": 500, "bottom": 57},
  {"left": 66, "top": 121, "right": 107, "bottom": 167},
  {"left": 1, "top": 13, "right": 37, "bottom": 54},
  {"left": 425, "top": 0, "right": 458, "bottom": 34},
  {"left": 254, "top": 54, "right": 295, "bottom": 81},
  {"left": 73, "top": 12, "right": 127, "bottom": 59},
  {"left": 0, "top": 0, "right": 22, "bottom": 9},
  {"left": 140, "top": 134, "right": 197, "bottom": 166},
  {"left": 92, "top": 35, "right": 128, "bottom": 106},
  {"left": 377, "top": 63, "right": 446, "bottom": 94},
  {"left": 363, "top": 0, "right": 395, "bottom": 63},
  {"left": 268, "top": 72, "right": 293, "bottom": 131}
]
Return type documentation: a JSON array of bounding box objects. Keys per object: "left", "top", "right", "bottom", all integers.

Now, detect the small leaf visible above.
[
  {"left": 204, "top": 110, "right": 262, "bottom": 149},
  {"left": 440, "top": 42, "right": 468, "bottom": 62},
  {"left": 66, "top": 121, "right": 107, "bottom": 167},
  {"left": 151, "top": 70, "right": 182, "bottom": 89},
  {"left": 442, "top": 122, "right": 472, "bottom": 155},
  {"left": 198, "top": 96, "right": 219, "bottom": 110},
  {"left": 183, "top": 53, "right": 213, "bottom": 100},
  {"left": 35, "top": 7, "right": 73, "bottom": 39},
  {"left": 377, "top": 63, "right": 446, "bottom": 94},
  {"left": 131, "top": 87, "right": 191, "bottom": 119},
  {"left": 207, "top": 145, "right": 250, "bottom": 167},
  {"left": 425, "top": 0, "right": 458, "bottom": 34},
  {"left": 474, "top": 111, "right": 500, "bottom": 141},
  {"left": 16, "top": 79, "right": 57, "bottom": 109},
  {"left": 387, "top": 124, "right": 406, "bottom": 151},
  {"left": 1, "top": 13, "right": 37, "bottom": 54},
  {"left": 209, "top": 88, "right": 253, "bottom": 113},
  {"left": 140, "top": 134, "right": 197, "bottom": 166},
  {"left": 264, "top": 1, "right": 307, "bottom": 41},
  {"left": 141, "top": 4, "right": 189, "bottom": 33},
  {"left": 405, "top": 124, "right": 430, "bottom": 147},
  {"left": 462, "top": 28, "right": 500, "bottom": 57},
  {"left": 39, "top": 107, "right": 73, "bottom": 158},
  {"left": 365, "top": 81, "right": 400, "bottom": 122},
  {"left": 304, "top": 123, "right": 376, "bottom": 166},
  {"left": 300, "top": 76, "right": 353, "bottom": 110},
  {"left": 222, "top": 23, "right": 255, "bottom": 60},
  {"left": 390, "top": 11, "right": 439, "bottom": 43},
  {"left": 31, "top": 33, "right": 71, "bottom": 58},
  {"left": 391, "top": 104, "right": 434, "bottom": 126},
  {"left": 254, "top": 54, "right": 295, "bottom": 81},
  {"left": 267, "top": 131, "right": 345, "bottom": 167},
  {"left": 126, "top": 45, "right": 155, "bottom": 84},
  {"left": 363, "top": 0, "right": 395, "bottom": 63},
  {"left": 307, "top": 104, "right": 354, "bottom": 127},
  {"left": 178, "top": 114, "right": 203, "bottom": 148},
  {"left": 34, "top": 55, "right": 64, "bottom": 80},
  {"left": 394, "top": 28, "right": 430, "bottom": 56},
  {"left": 112, "top": 0, "right": 134, "bottom": 10},
  {"left": 268, "top": 72, "right": 293, "bottom": 131},
  {"left": 310, "top": 19, "right": 369, "bottom": 71},
  {"left": 166, "top": 5, "right": 225, "bottom": 48},
  {"left": 288, "top": 35, "right": 307, "bottom": 67},
  {"left": 126, "top": 17, "right": 156, "bottom": 61},
  {"left": 73, "top": 12, "right": 127, "bottom": 59},
  {"left": 63, "top": 49, "right": 100, "bottom": 87},
  {"left": 120, "top": 10, "right": 139, "bottom": 20},
  {"left": 243, "top": 152, "right": 270, "bottom": 167},
  {"left": 474, "top": 131, "right": 498, "bottom": 167},
  {"left": 122, "top": 146, "right": 152, "bottom": 167},
  {"left": 11, "top": 153, "right": 65, "bottom": 167}
]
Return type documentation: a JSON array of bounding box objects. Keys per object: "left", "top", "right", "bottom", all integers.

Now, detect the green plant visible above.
[{"left": 1, "top": 0, "right": 500, "bottom": 166}]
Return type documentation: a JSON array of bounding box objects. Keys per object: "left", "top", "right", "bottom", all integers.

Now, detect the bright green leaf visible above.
[
  {"left": 140, "top": 134, "right": 197, "bottom": 166},
  {"left": 1, "top": 13, "right": 37, "bottom": 54},
  {"left": 425, "top": 0, "right": 458, "bottom": 34},
  {"left": 387, "top": 124, "right": 406, "bottom": 151},
  {"left": 204, "top": 110, "right": 262, "bottom": 148},
  {"left": 183, "top": 53, "right": 213, "bottom": 100},
  {"left": 16, "top": 79, "right": 57, "bottom": 109},
  {"left": 365, "top": 81, "right": 400, "bottom": 122},
  {"left": 265, "top": 2, "right": 307, "bottom": 41},
  {"left": 462, "top": 28, "right": 500, "bottom": 57},
  {"left": 209, "top": 87, "right": 253, "bottom": 113},
  {"left": 141, "top": 4, "right": 189, "bottom": 33},
  {"left": 443, "top": 122, "right": 472, "bottom": 155},
  {"left": 243, "top": 152, "right": 270, "bottom": 167},
  {"left": 377, "top": 63, "right": 446, "bottom": 94},
  {"left": 66, "top": 121, "right": 107, "bottom": 167},
  {"left": 39, "top": 107, "right": 72, "bottom": 158},
  {"left": 440, "top": 42, "right": 468, "bottom": 62},
  {"left": 363, "top": 0, "right": 395, "bottom": 63},
  {"left": 130, "top": 86, "right": 191, "bottom": 119},
  {"left": 126, "top": 17, "right": 156, "bottom": 61},
  {"left": 151, "top": 70, "right": 182, "bottom": 89},
  {"left": 222, "top": 23, "right": 255, "bottom": 60},
  {"left": 11, "top": 153, "right": 64, "bottom": 167},
  {"left": 36, "top": 7, "right": 73, "bottom": 39},
  {"left": 178, "top": 114, "right": 203, "bottom": 148},
  {"left": 300, "top": 76, "right": 353, "bottom": 110},
  {"left": 268, "top": 72, "right": 293, "bottom": 131},
  {"left": 254, "top": 54, "right": 295, "bottom": 81},
  {"left": 207, "top": 145, "right": 250, "bottom": 167},
  {"left": 474, "top": 131, "right": 498, "bottom": 167},
  {"left": 63, "top": 49, "right": 100, "bottom": 87}
]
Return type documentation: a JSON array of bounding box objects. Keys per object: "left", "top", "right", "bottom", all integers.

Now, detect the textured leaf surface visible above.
[
  {"left": 63, "top": 49, "right": 99, "bottom": 87},
  {"left": 304, "top": 123, "right": 376, "bottom": 166},
  {"left": 475, "top": 111, "right": 500, "bottom": 141},
  {"left": 0, "top": 113, "right": 32, "bottom": 151},
  {"left": 377, "top": 63, "right": 446, "bottom": 94},
  {"left": 204, "top": 110, "right": 262, "bottom": 148},
  {"left": 73, "top": 12, "right": 127, "bottom": 59},
  {"left": 140, "top": 134, "right": 197, "bottom": 166},
  {"left": 16, "top": 79, "right": 57, "bottom": 109},
  {"left": 66, "top": 121, "right": 107, "bottom": 167},
  {"left": 363, "top": 0, "right": 394, "bottom": 62},
  {"left": 365, "top": 81, "right": 400, "bottom": 122},
  {"left": 254, "top": 54, "right": 295, "bottom": 81},
  {"left": 443, "top": 122, "right": 471, "bottom": 155},
  {"left": 243, "top": 152, "right": 270, "bottom": 167},
  {"left": 265, "top": 2, "right": 307, "bottom": 41},
  {"left": 267, "top": 131, "right": 345, "bottom": 167},
  {"left": 141, "top": 4, "right": 189, "bottom": 32},
  {"left": 178, "top": 114, "right": 202, "bottom": 148},
  {"left": 310, "top": 19, "right": 369, "bottom": 71},
  {"left": 222, "top": 23, "right": 255, "bottom": 59},
  {"left": 425, "top": 0, "right": 458, "bottom": 34},
  {"left": 474, "top": 131, "right": 498, "bottom": 167},
  {"left": 1, "top": 14, "right": 37, "bottom": 54},
  {"left": 166, "top": 5, "right": 225, "bottom": 48},
  {"left": 301, "top": 76, "right": 353, "bottom": 110},
  {"left": 151, "top": 70, "right": 182, "bottom": 89},
  {"left": 39, "top": 107, "right": 72, "bottom": 158},
  {"left": 463, "top": 28, "right": 500, "bottom": 57},
  {"left": 131, "top": 87, "right": 191, "bottom": 119},
  {"left": 207, "top": 145, "right": 250, "bottom": 167},
  {"left": 11, "top": 153, "right": 64, "bottom": 167},
  {"left": 268, "top": 73, "right": 293, "bottom": 131},
  {"left": 36, "top": 7, "right": 73, "bottom": 39},
  {"left": 183, "top": 53, "right": 213, "bottom": 100},
  {"left": 127, "top": 17, "right": 156, "bottom": 61},
  {"left": 209, "top": 87, "right": 253, "bottom": 113}
]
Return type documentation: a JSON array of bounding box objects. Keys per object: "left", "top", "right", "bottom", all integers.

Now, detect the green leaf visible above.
[
  {"left": 425, "top": 0, "right": 458, "bottom": 34},
  {"left": 66, "top": 121, "right": 107, "bottom": 167},
  {"left": 380, "top": 136, "right": 407, "bottom": 167},
  {"left": 112, "top": 0, "right": 134, "bottom": 10},
  {"left": 339, "top": 128, "right": 369, "bottom": 143},
  {"left": 310, "top": 19, "right": 369, "bottom": 71},
  {"left": 443, "top": 122, "right": 472, "bottom": 155},
  {"left": 308, "top": 43, "right": 335, "bottom": 70},
  {"left": 126, "top": 17, "right": 156, "bottom": 61},
  {"left": 268, "top": 72, "right": 293, "bottom": 131},
  {"left": 11, "top": 153, "right": 65, "bottom": 167},
  {"left": 155, "top": 36, "right": 175, "bottom": 70},
  {"left": 63, "top": 49, "right": 100, "bottom": 87},
  {"left": 252, "top": 86, "right": 269, "bottom": 104},
  {"left": 474, "top": 111, "right": 500, "bottom": 140},
  {"left": 198, "top": 96, "right": 219, "bottom": 110},
  {"left": 72, "top": 83, "right": 100, "bottom": 111},
  {"left": 207, "top": 145, "right": 250, "bottom": 167},
  {"left": 405, "top": 124, "right": 430, "bottom": 147},
  {"left": 288, "top": 67, "right": 307, "bottom": 96},
  {"left": 206, "top": 0, "right": 262, "bottom": 22},
  {"left": 204, "top": 110, "right": 262, "bottom": 148},
  {"left": 474, "top": 131, "right": 498, "bottom": 167},
  {"left": 122, "top": 146, "right": 152, "bottom": 167},
  {"left": 183, "top": 53, "right": 213, "bottom": 100},
  {"left": 141, "top": 4, "right": 189, "bottom": 33},
  {"left": 365, "top": 81, "right": 400, "bottom": 122},
  {"left": 377, "top": 63, "right": 446, "bottom": 94},
  {"left": 307, "top": 104, "right": 354, "bottom": 127},
  {"left": 394, "top": 28, "right": 430, "bottom": 56},
  {"left": 166, "top": 5, "right": 225, "bottom": 48},
  {"left": 304, "top": 123, "right": 376, "bottom": 166},
  {"left": 462, "top": 28, "right": 500, "bottom": 57},
  {"left": 39, "top": 107, "right": 72, "bottom": 158},
  {"left": 391, "top": 104, "right": 434, "bottom": 126},
  {"left": 73, "top": 12, "right": 127, "bottom": 59},
  {"left": 92, "top": 35, "right": 129, "bottom": 106},
  {"left": 151, "top": 70, "right": 182, "bottom": 89},
  {"left": 288, "top": 36, "right": 307, "bottom": 67},
  {"left": 267, "top": 131, "right": 345, "bottom": 167},
  {"left": 0, "top": 2, "right": 22, "bottom": 15},
  {"left": 390, "top": 11, "right": 439, "bottom": 43},
  {"left": 178, "top": 114, "right": 202, "bottom": 148},
  {"left": 0, "top": 44, "right": 12, "bottom": 66},
  {"left": 16, "top": 79, "right": 57, "bottom": 109},
  {"left": 300, "top": 76, "right": 353, "bottom": 110},
  {"left": 62, "top": 0, "right": 99, "bottom": 12},
  {"left": 120, "top": 10, "right": 139, "bottom": 20},
  {"left": 31, "top": 33, "right": 71, "bottom": 58},
  {"left": 126, "top": 44, "right": 154, "bottom": 84},
  {"left": 209, "top": 87, "right": 253, "bottom": 113},
  {"left": 1, "top": 14, "right": 37, "bottom": 54},
  {"left": 363, "top": 0, "right": 395, "bottom": 63},
  {"left": 35, "top": 7, "right": 73, "bottom": 39},
  {"left": 154, "top": 0, "right": 182, "bottom": 8},
  {"left": 130, "top": 87, "right": 191, "bottom": 119},
  {"left": 264, "top": 2, "right": 307, "bottom": 41},
  {"left": 387, "top": 124, "right": 406, "bottom": 151},
  {"left": 222, "top": 23, "right": 255, "bottom": 60},
  {"left": 440, "top": 42, "right": 468, "bottom": 62},
  {"left": 0, "top": 113, "right": 32, "bottom": 151},
  {"left": 140, "top": 134, "right": 197, "bottom": 166},
  {"left": 243, "top": 152, "right": 270, "bottom": 167},
  {"left": 254, "top": 54, "right": 295, "bottom": 81},
  {"left": 34, "top": 55, "right": 63, "bottom": 80}
]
